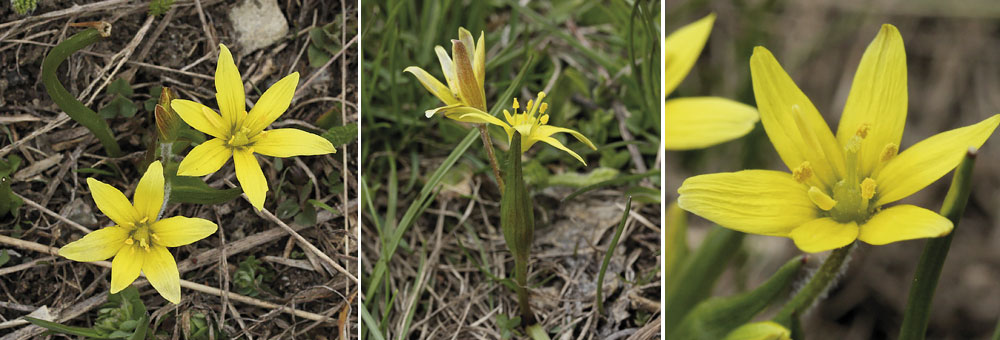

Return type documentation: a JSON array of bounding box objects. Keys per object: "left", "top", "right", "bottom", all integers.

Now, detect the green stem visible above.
[
  {"left": 898, "top": 149, "right": 977, "bottom": 340},
  {"left": 773, "top": 243, "right": 855, "bottom": 327},
  {"left": 41, "top": 23, "right": 122, "bottom": 157},
  {"left": 157, "top": 142, "right": 172, "bottom": 220},
  {"left": 665, "top": 227, "right": 744, "bottom": 330},
  {"left": 596, "top": 196, "right": 631, "bottom": 315},
  {"left": 514, "top": 253, "right": 534, "bottom": 324},
  {"left": 477, "top": 124, "right": 504, "bottom": 192}
]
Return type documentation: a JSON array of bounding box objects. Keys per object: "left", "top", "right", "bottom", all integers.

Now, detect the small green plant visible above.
[
  {"left": 0, "top": 155, "right": 23, "bottom": 218},
  {"left": 148, "top": 0, "right": 174, "bottom": 17},
  {"left": 308, "top": 13, "right": 356, "bottom": 68},
  {"left": 11, "top": 0, "right": 36, "bottom": 15},
  {"left": 98, "top": 78, "right": 138, "bottom": 119},
  {"left": 26, "top": 286, "right": 149, "bottom": 339},
  {"left": 234, "top": 256, "right": 271, "bottom": 297}
]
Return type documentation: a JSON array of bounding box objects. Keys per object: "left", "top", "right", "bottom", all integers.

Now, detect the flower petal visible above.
[
  {"left": 536, "top": 136, "right": 588, "bottom": 166},
  {"left": 87, "top": 178, "right": 140, "bottom": 227},
  {"left": 233, "top": 149, "right": 268, "bottom": 210},
  {"left": 245, "top": 72, "right": 299, "bottom": 134},
  {"left": 836, "top": 24, "right": 908, "bottom": 177},
  {"left": 789, "top": 218, "right": 858, "bottom": 253},
  {"left": 533, "top": 125, "right": 598, "bottom": 150},
  {"left": 677, "top": 170, "right": 817, "bottom": 236},
  {"left": 434, "top": 46, "right": 459, "bottom": 95},
  {"left": 750, "top": 46, "right": 846, "bottom": 189},
  {"left": 875, "top": 114, "right": 1000, "bottom": 205},
  {"left": 664, "top": 97, "right": 759, "bottom": 150},
  {"left": 858, "top": 205, "right": 952, "bottom": 245},
  {"left": 215, "top": 44, "right": 246, "bottom": 128},
  {"left": 451, "top": 38, "right": 486, "bottom": 111},
  {"left": 253, "top": 128, "right": 336, "bottom": 157},
  {"left": 664, "top": 13, "right": 714, "bottom": 95},
  {"left": 143, "top": 246, "right": 181, "bottom": 304},
  {"left": 133, "top": 161, "right": 164, "bottom": 221},
  {"left": 151, "top": 216, "right": 218, "bottom": 247},
  {"left": 110, "top": 244, "right": 143, "bottom": 293},
  {"left": 177, "top": 138, "right": 232, "bottom": 177},
  {"left": 404, "top": 66, "right": 459, "bottom": 106},
  {"left": 171, "top": 100, "right": 226, "bottom": 139},
  {"left": 473, "top": 30, "right": 486, "bottom": 88},
  {"left": 58, "top": 226, "right": 129, "bottom": 262}
]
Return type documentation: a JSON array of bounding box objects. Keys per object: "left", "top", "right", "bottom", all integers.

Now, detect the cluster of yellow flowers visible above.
[{"left": 59, "top": 44, "right": 336, "bottom": 303}]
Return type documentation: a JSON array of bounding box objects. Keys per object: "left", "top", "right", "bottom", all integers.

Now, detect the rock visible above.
[{"left": 228, "top": 0, "right": 289, "bottom": 52}]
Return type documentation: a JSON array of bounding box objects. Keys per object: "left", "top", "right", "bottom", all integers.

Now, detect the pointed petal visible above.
[
  {"left": 875, "top": 114, "right": 1000, "bottom": 205},
  {"left": 133, "top": 161, "right": 164, "bottom": 221},
  {"left": 750, "top": 46, "right": 845, "bottom": 189},
  {"left": 58, "top": 226, "right": 129, "bottom": 262},
  {"left": 474, "top": 31, "right": 486, "bottom": 88},
  {"left": 536, "top": 136, "right": 588, "bottom": 165},
  {"left": 452, "top": 39, "right": 486, "bottom": 111},
  {"left": 677, "top": 170, "right": 817, "bottom": 236},
  {"left": 87, "top": 178, "right": 140, "bottom": 227},
  {"left": 858, "top": 205, "right": 952, "bottom": 245},
  {"left": 433, "top": 105, "right": 507, "bottom": 125},
  {"left": 233, "top": 149, "right": 268, "bottom": 210},
  {"left": 664, "top": 13, "right": 714, "bottom": 95},
  {"left": 836, "top": 24, "right": 908, "bottom": 177},
  {"left": 215, "top": 44, "right": 246, "bottom": 128},
  {"left": 171, "top": 100, "right": 226, "bottom": 139},
  {"left": 245, "top": 72, "right": 299, "bottom": 134},
  {"left": 143, "top": 246, "right": 181, "bottom": 304},
  {"left": 404, "top": 66, "right": 459, "bottom": 105},
  {"left": 434, "top": 46, "right": 459, "bottom": 95},
  {"left": 110, "top": 244, "right": 143, "bottom": 293},
  {"left": 789, "top": 218, "right": 858, "bottom": 253},
  {"left": 253, "top": 128, "right": 336, "bottom": 157},
  {"left": 151, "top": 216, "right": 218, "bottom": 247},
  {"left": 534, "top": 124, "right": 598, "bottom": 150},
  {"left": 664, "top": 97, "right": 759, "bottom": 150},
  {"left": 177, "top": 138, "right": 232, "bottom": 177}
]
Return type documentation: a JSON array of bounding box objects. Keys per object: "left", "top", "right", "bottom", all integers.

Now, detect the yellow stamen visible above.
[
  {"left": 880, "top": 143, "right": 898, "bottom": 163},
  {"left": 856, "top": 123, "right": 871, "bottom": 138},
  {"left": 512, "top": 98, "right": 519, "bottom": 110},
  {"left": 792, "top": 161, "right": 813, "bottom": 183},
  {"left": 540, "top": 102, "right": 548, "bottom": 114},
  {"left": 526, "top": 99, "right": 533, "bottom": 112},
  {"left": 124, "top": 238, "right": 134, "bottom": 245},
  {"left": 808, "top": 186, "right": 838, "bottom": 211},
  {"left": 861, "top": 178, "right": 876, "bottom": 200},
  {"left": 540, "top": 114, "right": 549, "bottom": 125}
]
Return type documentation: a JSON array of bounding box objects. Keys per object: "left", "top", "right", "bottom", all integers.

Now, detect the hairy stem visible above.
[
  {"left": 477, "top": 124, "right": 504, "bottom": 192},
  {"left": 774, "top": 243, "right": 855, "bottom": 326}
]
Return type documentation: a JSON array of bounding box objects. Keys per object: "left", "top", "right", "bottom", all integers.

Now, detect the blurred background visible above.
[{"left": 667, "top": 0, "right": 1000, "bottom": 339}]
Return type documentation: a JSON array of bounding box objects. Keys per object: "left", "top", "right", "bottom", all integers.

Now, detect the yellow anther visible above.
[
  {"left": 124, "top": 238, "right": 134, "bottom": 245},
  {"left": 539, "top": 102, "right": 548, "bottom": 114},
  {"left": 152, "top": 234, "right": 160, "bottom": 241},
  {"left": 792, "top": 161, "right": 813, "bottom": 183},
  {"left": 138, "top": 217, "right": 149, "bottom": 224},
  {"left": 247, "top": 147, "right": 255, "bottom": 154},
  {"left": 512, "top": 98, "right": 519, "bottom": 110},
  {"left": 861, "top": 178, "right": 877, "bottom": 200},
  {"left": 540, "top": 114, "right": 549, "bottom": 124},
  {"left": 880, "top": 143, "right": 898, "bottom": 162},
  {"left": 808, "top": 186, "right": 838, "bottom": 211},
  {"left": 228, "top": 135, "right": 236, "bottom": 145},
  {"left": 526, "top": 99, "right": 534, "bottom": 111},
  {"left": 856, "top": 123, "right": 871, "bottom": 138}
]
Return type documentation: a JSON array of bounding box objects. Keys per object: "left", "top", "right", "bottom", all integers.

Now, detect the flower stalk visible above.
[
  {"left": 478, "top": 124, "right": 504, "bottom": 192},
  {"left": 773, "top": 243, "right": 855, "bottom": 327},
  {"left": 501, "top": 131, "right": 535, "bottom": 324}
]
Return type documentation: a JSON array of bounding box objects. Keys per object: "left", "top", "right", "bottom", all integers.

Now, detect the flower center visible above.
[
  {"left": 123, "top": 217, "right": 158, "bottom": 250},
  {"left": 503, "top": 92, "right": 550, "bottom": 139},
  {"left": 226, "top": 126, "right": 255, "bottom": 149}
]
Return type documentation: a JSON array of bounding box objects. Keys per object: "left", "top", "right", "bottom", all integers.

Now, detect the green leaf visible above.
[
  {"left": 275, "top": 198, "right": 300, "bottom": 219},
  {"left": 165, "top": 162, "right": 240, "bottom": 205},
  {"left": 665, "top": 227, "right": 745, "bottom": 330},
  {"left": 547, "top": 167, "right": 619, "bottom": 188},
  {"left": 664, "top": 203, "right": 688, "bottom": 293},
  {"left": 24, "top": 317, "right": 106, "bottom": 338},
  {"left": 562, "top": 169, "right": 659, "bottom": 201},
  {"left": 107, "top": 78, "right": 133, "bottom": 96},
  {"left": 323, "top": 122, "right": 358, "bottom": 146},
  {"left": 99, "top": 96, "right": 138, "bottom": 119},
  {"left": 0, "top": 249, "right": 10, "bottom": 267},
  {"left": 307, "top": 199, "right": 340, "bottom": 215},
  {"left": 307, "top": 45, "right": 333, "bottom": 68}
]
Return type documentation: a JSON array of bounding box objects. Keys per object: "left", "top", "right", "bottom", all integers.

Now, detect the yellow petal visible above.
[
  {"left": 233, "top": 149, "right": 268, "bottom": 210},
  {"left": 789, "top": 218, "right": 858, "bottom": 253},
  {"left": 253, "top": 128, "right": 336, "bottom": 157},
  {"left": 677, "top": 170, "right": 817, "bottom": 236},
  {"left": 87, "top": 178, "right": 140, "bottom": 227},
  {"left": 533, "top": 125, "right": 598, "bottom": 150},
  {"left": 536, "top": 136, "right": 588, "bottom": 166},
  {"left": 171, "top": 100, "right": 226, "bottom": 139},
  {"left": 664, "top": 97, "right": 759, "bottom": 150},
  {"left": 723, "top": 321, "right": 791, "bottom": 340},
  {"left": 110, "top": 243, "right": 143, "bottom": 293},
  {"left": 664, "top": 13, "right": 714, "bottom": 95},
  {"left": 451, "top": 39, "right": 486, "bottom": 111},
  {"left": 474, "top": 31, "right": 486, "bottom": 88},
  {"left": 436, "top": 105, "right": 507, "bottom": 125},
  {"left": 151, "top": 216, "right": 218, "bottom": 247},
  {"left": 133, "top": 161, "right": 164, "bottom": 221},
  {"left": 750, "top": 46, "right": 845, "bottom": 189},
  {"left": 177, "top": 138, "right": 232, "bottom": 177},
  {"left": 58, "top": 226, "right": 129, "bottom": 262},
  {"left": 434, "top": 46, "right": 459, "bottom": 95},
  {"left": 143, "top": 245, "right": 181, "bottom": 304},
  {"left": 404, "top": 66, "right": 459, "bottom": 106},
  {"left": 215, "top": 44, "right": 246, "bottom": 128},
  {"left": 858, "top": 205, "right": 952, "bottom": 245},
  {"left": 245, "top": 72, "right": 299, "bottom": 134},
  {"left": 836, "top": 24, "right": 908, "bottom": 177},
  {"left": 875, "top": 114, "right": 1000, "bottom": 205}
]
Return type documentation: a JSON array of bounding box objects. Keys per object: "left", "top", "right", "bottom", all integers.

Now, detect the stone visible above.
[{"left": 228, "top": 0, "right": 289, "bottom": 52}]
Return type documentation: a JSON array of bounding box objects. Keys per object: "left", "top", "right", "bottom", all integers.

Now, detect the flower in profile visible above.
[
  {"left": 723, "top": 321, "right": 791, "bottom": 340},
  {"left": 665, "top": 13, "right": 759, "bottom": 150},
  {"left": 59, "top": 161, "right": 217, "bottom": 303},
  {"left": 171, "top": 44, "right": 336, "bottom": 210},
  {"left": 451, "top": 91, "right": 597, "bottom": 165},
  {"left": 404, "top": 27, "right": 487, "bottom": 120},
  {"left": 678, "top": 24, "right": 1000, "bottom": 253}
]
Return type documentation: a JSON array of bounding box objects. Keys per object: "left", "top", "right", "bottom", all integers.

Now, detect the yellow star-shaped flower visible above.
[
  {"left": 171, "top": 44, "right": 336, "bottom": 210},
  {"left": 59, "top": 161, "right": 217, "bottom": 303},
  {"left": 404, "top": 27, "right": 488, "bottom": 120},
  {"left": 678, "top": 24, "right": 1000, "bottom": 253}
]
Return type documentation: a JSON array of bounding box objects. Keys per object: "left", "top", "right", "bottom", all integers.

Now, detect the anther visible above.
[
  {"left": 512, "top": 98, "right": 519, "bottom": 110},
  {"left": 539, "top": 102, "right": 548, "bottom": 114},
  {"left": 860, "top": 178, "right": 877, "bottom": 200},
  {"left": 856, "top": 123, "right": 871, "bottom": 138},
  {"left": 792, "top": 161, "right": 813, "bottom": 183},
  {"left": 808, "top": 186, "right": 838, "bottom": 211},
  {"left": 540, "top": 114, "right": 549, "bottom": 124},
  {"left": 124, "top": 238, "right": 134, "bottom": 245},
  {"left": 526, "top": 99, "right": 534, "bottom": 111},
  {"left": 880, "top": 143, "right": 898, "bottom": 163}
]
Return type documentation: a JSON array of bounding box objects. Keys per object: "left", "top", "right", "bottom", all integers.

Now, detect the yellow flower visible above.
[
  {"left": 678, "top": 24, "right": 1000, "bottom": 253},
  {"left": 404, "top": 27, "right": 488, "bottom": 120},
  {"left": 449, "top": 91, "right": 597, "bottom": 165},
  {"left": 665, "top": 13, "right": 760, "bottom": 150},
  {"left": 171, "top": 44, "right": 336, "bottom": 210},
  {"left": 723, "top": 322, "right": 791, "bottom": 340},
  {"left": 58, "top": 161, "right": 218, "bottom": 303}
]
